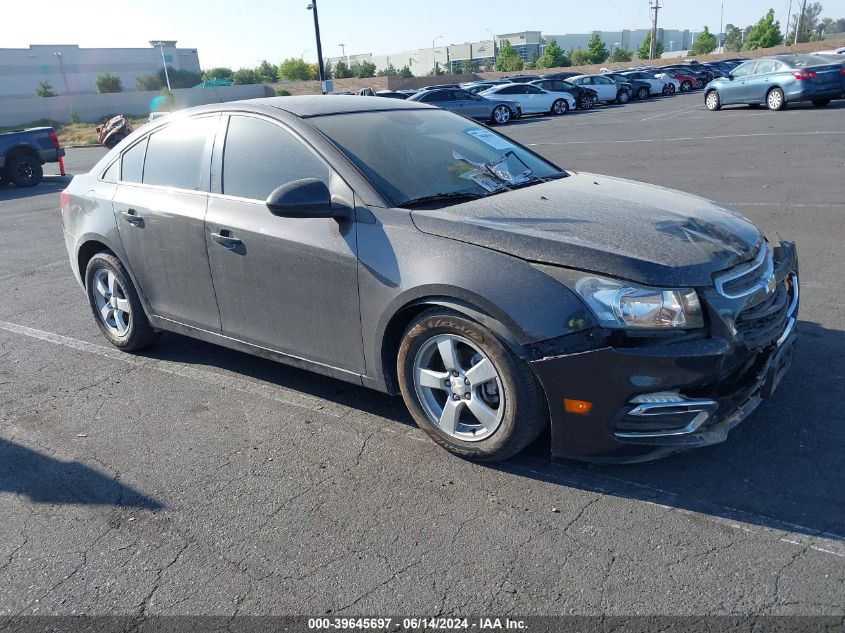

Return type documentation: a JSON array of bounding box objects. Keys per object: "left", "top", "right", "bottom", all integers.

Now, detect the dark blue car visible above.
[{"left": 705, "top": 54, "right": 845, "bottom": 111}]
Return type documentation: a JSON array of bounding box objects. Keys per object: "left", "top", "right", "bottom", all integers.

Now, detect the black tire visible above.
[
  {"left": 85, "top": 252, "right": 159, "bottom": 352},
  {"left": 579, "top": 94, "right": 595, "bottom": 110},
  {"left": 550, "top": 98, "right": 569, "bottom": 115},
  {"left": 696, "top": 79, "right": 705, "bottom": 90},
  {"left": 7, "top": 154, "right": 43, "bottom": 188},
  {"left": 397, "top": 309, "right": 548, "bottom": 462},
  {"left": 0, "top": 170, "right": 8, "bottom": 188},
  {"left": 616, "top": 90, "right": 630, "bottom": 104},
  {"left": 681, "top": 80, "right": 692, "bottom": 92},
  {"left": 637, "top": 87, "right": 649, "bottom": 100},
  {"left": 766, "top": 87, "right": 787, "bottom": 111},
  {"left": 662, "top": 83, "right": 672, "bottom": 96},
  {"left": 705, "top": 90, "right": 721, "bottom": 111},
  {"left": 812, "top": 99, "right": 830, "bottom": 107},
  {"left": 489, "top": 105, "right": 512, "bottom": 125}
]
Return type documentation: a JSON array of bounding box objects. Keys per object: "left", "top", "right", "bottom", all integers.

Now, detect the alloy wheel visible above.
[
  {"left": 552, "top": 99, "right": 567, "bottom": 114},
  {"left": 92, "top": 268, "right": 131, "bottom": 337},
  {"left": 493, "top": 106, "right": 511, "bottom": 124},
  {"left": 705, "top": 91, "right": 720, "bottom": 111},
  {"left": 412, "top": 334, "right": 504, "bottom": 442},
  {"left": 767, "top": 89, "right": 784, "bottom": 110}
]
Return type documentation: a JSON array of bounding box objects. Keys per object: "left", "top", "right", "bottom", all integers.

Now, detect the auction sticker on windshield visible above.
[{"left": 464, "top": 128, "right": 514, "bottom": 150}]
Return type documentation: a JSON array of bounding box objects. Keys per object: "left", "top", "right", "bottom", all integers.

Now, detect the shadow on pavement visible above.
[
  {"left": 138, "top": 318, "right": 843, "bottom": 542},
  {"left": 0, "top": 175, "right": 72, "bottom": 202},
  {"left": 0, "top": 437, "right": 163, "bottom": 508}
]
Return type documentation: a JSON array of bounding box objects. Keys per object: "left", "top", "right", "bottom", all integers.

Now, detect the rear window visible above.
[{"left": 142, "top": 116, "right": 216, "bottom": 190}]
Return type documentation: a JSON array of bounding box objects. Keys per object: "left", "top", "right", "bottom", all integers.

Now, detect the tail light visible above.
[
  {"left": 59, "top": 190, "right": 69, "bottom": 215},
  {"left": 840, "top": 68, "right": 845, "bottom": 76},
  {"left": 48, "top": 129, "right": 60, "bottom": 149},
  {"left": 791, "top": 70, "right": 817, "bottom": 80}
]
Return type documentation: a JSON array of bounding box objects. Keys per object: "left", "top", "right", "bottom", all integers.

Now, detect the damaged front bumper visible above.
[{"left": 529, "top": 242, "right": 799, "bottom": 463}]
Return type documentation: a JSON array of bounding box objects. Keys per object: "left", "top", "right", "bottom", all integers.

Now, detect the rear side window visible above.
[
  {"left": 142, "top": 116, "right": 216, "bottom": 190},
  {"left": 101, "top": 160, "right": 119, "bottom": 182},
  {"left": 222, "top": 115, "right": 329, "bottom": 201},
  {"left": 755, "top": 60, "right": 776, "bottom": 74},
  {"left": 120, "top": 139, "right": 146, "bottom": 183}
]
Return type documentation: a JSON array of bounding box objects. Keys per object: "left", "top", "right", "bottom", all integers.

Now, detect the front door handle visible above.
[
  {"left": 121, "top": 208, "right": 143, "bottom": 226},
  {"left": 211, "top": 230, "right": 242, "bottom": 250}
]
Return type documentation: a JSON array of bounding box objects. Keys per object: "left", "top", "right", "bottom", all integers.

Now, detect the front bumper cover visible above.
[{"left": 530, "top": 242, "right": 799, "bottom": 463}]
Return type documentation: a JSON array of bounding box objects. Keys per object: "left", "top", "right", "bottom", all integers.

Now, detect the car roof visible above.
[{"left": 233, "top": 95, "right": 435, "bottom": 117}]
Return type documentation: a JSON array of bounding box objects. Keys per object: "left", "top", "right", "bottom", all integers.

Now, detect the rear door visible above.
[
  {"left": 590, "top": 76, "right": 617, "bottom": 101},
  {"left": 112, "top": 115, "right": 221, "bottom": 331},
  {"left": 204, "top": 114, "right": 364, "bottom": 373}
]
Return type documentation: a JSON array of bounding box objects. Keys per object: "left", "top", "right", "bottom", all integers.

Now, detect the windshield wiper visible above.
[
  {"left": 397, "top": 191, "right": 488, "bottom": 208},
  {"left": 502, "top": 172, "right": 568, "bottom": 190}
]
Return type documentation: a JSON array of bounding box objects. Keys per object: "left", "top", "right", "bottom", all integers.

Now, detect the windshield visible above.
[{"left": 309, "top": 109, "right": 564, "bottom": 206}]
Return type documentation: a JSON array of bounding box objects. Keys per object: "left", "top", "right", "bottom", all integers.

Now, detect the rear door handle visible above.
[
  {"left": 211, "top": 230, "right": 242, "bottom": 249},
  {"left": 121, "top": 208, "right": 143, "bottom": 226}
]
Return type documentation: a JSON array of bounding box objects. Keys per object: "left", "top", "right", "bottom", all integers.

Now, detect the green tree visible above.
[
  {"left": 691, "top": 26, "right": 718, "bottom": 55},
  {"left": 724, "top": 24, "right": 744, "bottom": 51},
  {"left": 322, "top": 60, "right": 334, "bottom": 79},
  {"left": 35, "top": 80, "right": 56, "bottom": 97},
  {"left": 570, "top": 49, "right": 592, "bottom": 66},
  {"left": 586, "top": 33, "right": 610, "bottom": 64},
  {"left": 399, "top": 65, "right": 413, "bottom": 78},
  {"left": 427, "top": 62, "right": 446, "bottom": 76},
  {"left": 333, "top": 61, "right": 353, "bottom": 78},
  {"left": 536, "top": 39, "right": 570, "bottom": 68},
  {"left": 278, "top": 58, "right": 311, "bottom": 81},
  {"left": 201, "top": 67, "right": 234, "bottom": 82},
  {"left": 232, "top": 67, "right": 259, "bottom": 84},
  {"left": 495, "top": 40, "right": 524, "bottom": 71},
  {"left": 788, "top": 2, "right": 823, "bottom": 43},
  {"left": 820, "top": 17, "right": 845, "bottom": 34},
  {"left": 744, "top": 9, "right": 784, "bottom": 49},
  {"left": 609, "top": 47, "right": 633, "bottom": 62},
  {"left": 637, "top": 32, "right": 664, "bottom": 59},
  {"left": 136, "top": 74, "right": 163, "bottom": 91},
  {"left": 95, "top": 73, "right": 122, "bottom": 93},
  {"left": 157, "top": 67, "right": 201, "bottom": 88},
  {"left": 355, "top": 60, "right": 377, "bottom": 78},
  {"left": 274, "top": 88, "right": 291, "bottom": 96},
  {"left": 458, "top": 59, "right": 478, "bottom": 74},
  {"left": 377, "top": 63, "right": 398, "bottom": 76},
  {"left": 256, "top": 60, "right": 278, "bottom": 83}
]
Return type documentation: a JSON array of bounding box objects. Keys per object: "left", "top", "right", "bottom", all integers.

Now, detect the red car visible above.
[{"left": 651, "top": 69, "right": 697, "bottom": 92}]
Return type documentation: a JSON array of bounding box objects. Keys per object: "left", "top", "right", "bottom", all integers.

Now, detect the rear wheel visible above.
[
  {"left": 616, "top": 90, "right": 630, "bottom": 104},
  {"left": 766, "top": 87, "right": 786, "bottom": 111},
  {"left": 551, "top": 98, "right": 569, "bottom": 115},
  {"left": 705, "top": 90, "right": 721, "bottom": 111},
  {"left": 579, "top": 94, "right": 595, "bottom": 109},
  {"left": 397, "top": 309, "right": 548, "bottom": 461},
  {"left": 681, "top": 80, "right": 692, "bottom": 92},
  {"left": 85, "top": 252, "right": 159, "bottom": 352},
  {"left": 7, "top": 154, "right": 43, "bottom": 187},
  {"left": 662, "top": 83, "right": 672, "bottom": 96},
  {"left": 0, "top": 171, "right": 8, "bottom": 188},
  {"left": 490, "top": 105, "right": 512, "bottom": 124},
  {"left": 696, "top": 79, "right": 705, "bottom": 89},
  {"left": 812, "top": 98, "right": 831, "bottom": 107},
  {"left": 637, "top": 87, "right": 649, "bottom": 100}
]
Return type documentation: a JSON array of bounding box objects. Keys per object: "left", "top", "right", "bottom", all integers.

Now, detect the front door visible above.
[
  {"left": 721, "top": 61, "right": 754, "bottom": 104},
  {"left": 204, "top": 114, "right": 364, "bottom": 373},
  {"left": 113, "top": 115, "right": 221, "bottom": 331}
]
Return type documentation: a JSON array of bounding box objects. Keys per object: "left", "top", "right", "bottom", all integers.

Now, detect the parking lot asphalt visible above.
[{"left": 1, "top": 92, "right": 843, "bottom": 617}]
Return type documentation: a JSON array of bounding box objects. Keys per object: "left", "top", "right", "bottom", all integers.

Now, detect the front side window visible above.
[
  {"left": 310, "top": 108, "right": 564, "bottom": 207},
  {"left": 731, "top": 62, "right": 754, "bottom": 77},
  {"left": 222, "top": 115, "right": 329, "bottom": 201},
  {"left": 120, "top": 139, "right": 146, "bottom": 183},
  {"left": 594, "top": 76, "right": 613, "bottom": 85},
  {"left": 143, "top": 116, "right": 216, "bottom": 190}
]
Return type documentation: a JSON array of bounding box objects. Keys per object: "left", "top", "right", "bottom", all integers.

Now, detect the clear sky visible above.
[{"left": 6, "top": 0, "right": 845, "bottom": 69}]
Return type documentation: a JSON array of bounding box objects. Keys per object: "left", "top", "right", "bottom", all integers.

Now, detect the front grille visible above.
[
  {"left": 735, "top": 280, "right": 790, "bottom": 351},
  {"left": 714, "top": 244, "right": 774, "bottom": 299}
]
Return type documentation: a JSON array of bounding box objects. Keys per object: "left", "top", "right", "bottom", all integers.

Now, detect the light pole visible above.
[
  {"left": 306, "top": 1, "right": 326, "bottom": 92},
  {"left": 669, "top": 40, "right": 675, "bottom": 52},
  {"left": 53, "top": 51, "right": 69, "bottom": 94},
  {"left": 432, "top": 35, "right": 444, "bottom": 75},
  {"left": 486, "top": 29, "right": 497, "bottom": 62},
  {"left": 149, "top": 41, "right": 172, "bottom": 91},
  {"left": 339, "top": 43, "right": 349, "bottom": 67}
]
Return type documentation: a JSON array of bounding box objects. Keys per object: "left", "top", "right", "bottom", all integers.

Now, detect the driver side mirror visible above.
[
  {"left": 265, "top": 178, "right": 337, "bottom": 218},
  {"left": 727, "top": 73, "right": 735, "bottom": 81}
]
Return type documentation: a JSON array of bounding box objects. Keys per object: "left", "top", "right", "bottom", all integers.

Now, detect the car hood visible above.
[{"left": 409, "top": 172, "right": 763, "bottom": 287}]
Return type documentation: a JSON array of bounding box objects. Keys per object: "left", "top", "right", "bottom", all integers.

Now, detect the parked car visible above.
[
  {"left": 529, "top": 78, "right": 598, "bottom": 110},
  {"left": 478, "top": 83, "right": 577, "bottom": 115},
  {"left": 663, "top": 65, "right": 713, "bottom": 86},
  {"left": 542, "top": 71, "right": 583, "bottom": 80},
  {"left": 0, "top": 126, "right": 65, "bottom": 187},
  {"left": 568, "top": 74, "right": 632, "bottom": 103},
  {"left": 60, "top": 96, "right": 800, "bottom": 463},
  {"left": 652, "top": 69, "right": 696, "bottom": 92},
  {"left": 418, "top": 84, "right": 461, "bottom": 91},
  {"left": 407, "top": 88, "right": 522, "bottom": 124},
  {"left": 500, "top": 75, "right": 541, "bottom": 83},
  {"left": 620, "top": 71, "right": 674, "bottom": 96},
  {"left": 603, "top": 73, "right": 651, "bottom": 100},
  {"left": 705, "top": 55, "right": 845, "bottom": 111},
  {"left": 814, "top": 46, "right": 845, "bottom": 55},
  {"left": 462, "top": 81, "right": 509, "bottom": 95},
  {"left": 375, "top": 90, "right": 410, "bottom": 99}
]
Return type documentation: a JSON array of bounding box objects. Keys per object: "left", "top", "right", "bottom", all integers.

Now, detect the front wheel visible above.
[
  {"left": 705, "top": 90, "right": 721, "bottom": 111},
  {"left": 767, "top": 87, "right": 786, "bottom": 111},
  {"left": 490, "top": 105, "right": 512, "bottom": 124},
  {"left": 681, "top": 80, "right": 692, "bottom": 92},
  {"left": 0, "top": 171, "right": 8, "bottom": 188},
  {"left": 85, "top": 253, "right": 159, "bottom": 352},
  {"left": 637, "top": 87, "right": 649, "bottom": 100},
  {"left": 662, "top": 83, "right": 672, "bottom": 96},
  {"left": 579, "top": 94, "right": 595, "bottom": 110},
  {"left": 551, "top": 98, "right": 569, "bottom": 115},
  {"left": 812, "top": 99, "right": 830, "bottom": 107},
  {"left": 397, "top": 310, "right": 548, "bottom": 461},
  {"left": 616, "top": 90, "right": 630, "bottom": 104}
]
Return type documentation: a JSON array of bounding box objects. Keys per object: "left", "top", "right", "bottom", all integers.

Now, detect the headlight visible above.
[{"left": 573, "top": 275, "right": 703, "bottom": 329}]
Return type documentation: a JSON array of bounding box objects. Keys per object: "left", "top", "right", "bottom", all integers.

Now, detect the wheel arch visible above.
[
  {"left": 3, "top": 144, "right": 43, "bottom": 165},
  {"left": 74, "top": 235, "right": 152, "bottom": 315}
]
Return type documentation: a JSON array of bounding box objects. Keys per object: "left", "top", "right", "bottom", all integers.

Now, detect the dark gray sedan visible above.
[
  {"left": 407, "top": 88, "right": 521, "bottom": 124},
  {"left": 60, "top": 96, "right": 799, "bottom": 463}
]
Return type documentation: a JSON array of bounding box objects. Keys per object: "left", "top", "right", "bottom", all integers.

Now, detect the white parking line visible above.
[
  {"left": 1, "top": 319, "right": 842, "bottom": 558},
  {"left": 640, "top": 107, "right": 701, "bottom": 122},
  {"left": 529, "top": 130, "right": 845, "bottom": 146}
]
